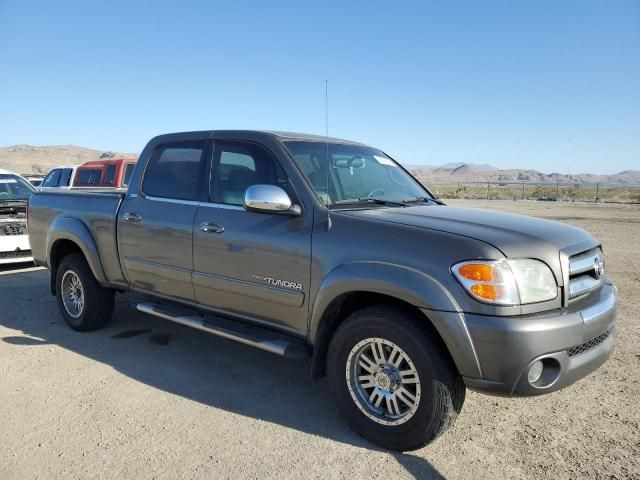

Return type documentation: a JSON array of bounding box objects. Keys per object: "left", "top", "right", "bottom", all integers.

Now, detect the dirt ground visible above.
[{"left": 1, "top": 200, "right": 638, "bottom": 479}]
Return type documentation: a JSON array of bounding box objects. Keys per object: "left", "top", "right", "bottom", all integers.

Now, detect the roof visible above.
[
  {"left": 0, "top": 168, "right": 18, "bottom": 175},
  {"left": 149, "top": 130, "right": 369, "bottom": 147},
  {"left": 78, "top": 158, "right": 137, "bottom": 167},
  {"left": 262, "top": 130, "right": 367, "bottom": 145}
]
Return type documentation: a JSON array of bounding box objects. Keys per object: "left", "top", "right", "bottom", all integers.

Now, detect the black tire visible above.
[
  {"left": 55, "top": 253, "right": 114, "bottom": 331},
  {"left": 327, "top": 304, "right": 465, "bottom": 451}
]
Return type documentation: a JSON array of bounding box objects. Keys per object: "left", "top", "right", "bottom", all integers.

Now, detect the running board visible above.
[{"left": 136, "top": 302, "right": 311, "bottom": 360}]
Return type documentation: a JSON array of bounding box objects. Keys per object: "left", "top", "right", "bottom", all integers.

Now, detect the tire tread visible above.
[{"left": 56, "top": 253, "right": 114, "bottom": 331}]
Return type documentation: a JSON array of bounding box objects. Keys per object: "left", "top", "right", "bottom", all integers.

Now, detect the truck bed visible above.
[{"left": 28, "top": 190, "right": 126, "bottom": 285}]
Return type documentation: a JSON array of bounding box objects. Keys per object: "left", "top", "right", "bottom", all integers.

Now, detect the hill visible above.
[
  {"left": 0, "top": 144, "right": 137, "bottom": 175},
  {"left": 409, "top": 163, "right": 640, "bottom": 186},
  {"left": 1, "top": 145, "right": 637, "bottom": 186}
]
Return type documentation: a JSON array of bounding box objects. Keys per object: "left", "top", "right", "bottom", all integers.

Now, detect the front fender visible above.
[
  {"left": 48, "top": 217, "right": 109, "bottom": 287},
  {"left": 309, "top": 261, "right": 482, "bottom": 378}
]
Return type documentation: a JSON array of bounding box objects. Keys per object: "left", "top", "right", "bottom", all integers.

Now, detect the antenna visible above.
[
  {"left": 567, "top": 137, "right": 572, "bottom": 179},
  {"left": 325, "top": 79, "right": 332, "bottom": 229}
]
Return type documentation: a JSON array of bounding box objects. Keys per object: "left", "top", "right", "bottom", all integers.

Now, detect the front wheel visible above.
[
  {"left": 55, "top": 253, "right": 114, "bottom": 331},
  {"left": 327, "top": 305, "right": 465, "bottom": 451}
]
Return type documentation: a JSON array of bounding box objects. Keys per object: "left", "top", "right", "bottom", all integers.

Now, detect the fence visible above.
[{"left": 423, "top": 181, "right": 640, "bottom": 203}]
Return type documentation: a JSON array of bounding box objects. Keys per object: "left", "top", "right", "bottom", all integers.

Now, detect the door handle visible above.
[
  {"left": 200, "top": 222, "right": 224, "bottom": 233},
  {"left": 123, "top": 212, "right": 142, "bottom": 223}
]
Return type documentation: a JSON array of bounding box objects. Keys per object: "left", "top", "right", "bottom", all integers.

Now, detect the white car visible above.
[
  {"left": 26, "top": 176, "right": 44, "bottom": 188},
  {"left": 0, "top": 168, "right": 36, "bottom": 264},
  {"left": 40, "top": 166, "right": 79, "bottom": 191}
]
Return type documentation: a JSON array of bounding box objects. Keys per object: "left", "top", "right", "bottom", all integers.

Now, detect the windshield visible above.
[
  {"left": 0, "top": 173, "right": 37, "bottom": 201},
  {"left": 284, "top": 141, "right": 431, "bottom": 207}
]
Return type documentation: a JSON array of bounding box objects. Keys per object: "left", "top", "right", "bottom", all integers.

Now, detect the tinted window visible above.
[
  {"left": 142, "top": 141, "right": 205, "bottom": 200},
  {"left": 76, "top": 169, "right": 103, "bottom": 185},
  {"left": 211, "top": 141, "right": 288, "bottom": 205},
  {"left": 123, "top": 163, "right": 135, "bottom": 186},
  {"left": 59, "top": 168, "right": 72, "bottom": 187},
  {"left": 104, "top": 165, "right": 117, "bottom": 184},
  {"left": 0, "top": 174, "right": 35, "bottom": 200},
  {"left": 42, "top": 169, "right": 61, "bottom": 187}
]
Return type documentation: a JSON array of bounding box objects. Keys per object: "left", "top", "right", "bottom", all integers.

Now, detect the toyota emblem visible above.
[{"left": 594, "top": 256, "right": 604, "bottom": 280}]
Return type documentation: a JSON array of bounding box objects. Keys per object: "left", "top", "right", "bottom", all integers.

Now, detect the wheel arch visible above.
[
  {"left": 48, "top": 218, "right": 108, "bottom": 295},
  {"left": 309, "top": 261, "right": 481, "bottom": 380}
]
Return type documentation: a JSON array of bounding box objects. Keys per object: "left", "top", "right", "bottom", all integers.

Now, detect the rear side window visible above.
[
  {"left": 59, "top": 168, "right": 72, "bottom": 186},
  {"left": 122, "top": 163, "right": 135, "bottom": 187},
  {"left": 104, "top": 165, "right": 117, "bottom": 185},
  {"left": 42, "top": 169, "right": 61, "bottom": 187},
  {"left": 76, "top": 168, "right": 103, "bottom": 185},
  {"left": 142, "top": 141, "right": 205, "bottom": 200}
]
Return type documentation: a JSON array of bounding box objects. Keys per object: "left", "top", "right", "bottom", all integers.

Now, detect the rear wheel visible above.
[
  {"left": 327, "top": 305, "right": 465, "bottom": 451},
  {"left": 55, "top": 253, "right": 114, "bottom": 331}
]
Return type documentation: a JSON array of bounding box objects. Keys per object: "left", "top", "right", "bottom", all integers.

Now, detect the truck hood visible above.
[{"left": 340, "top": 205, "right": 599, "bottom": 284}]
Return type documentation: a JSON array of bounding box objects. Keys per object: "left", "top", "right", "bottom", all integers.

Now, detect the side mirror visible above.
[{"left": 244, "top": 185, "right": 301, "bottom": 216}]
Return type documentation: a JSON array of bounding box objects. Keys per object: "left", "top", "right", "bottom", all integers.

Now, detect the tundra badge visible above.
[{"left": 252, "top": 274, "right": 303, "bottom": 291}]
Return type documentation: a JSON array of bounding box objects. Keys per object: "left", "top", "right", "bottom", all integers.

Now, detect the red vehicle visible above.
[{"left": 73, "top": 158, "right": 137, "bottom": 189}]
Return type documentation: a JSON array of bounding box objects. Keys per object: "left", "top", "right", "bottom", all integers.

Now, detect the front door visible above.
[
  {"left": 118, "top": 139, "right": 208, "bottom": 301},
  {"left": 192, "top": 139, "right": 312, "bottom": 335}
]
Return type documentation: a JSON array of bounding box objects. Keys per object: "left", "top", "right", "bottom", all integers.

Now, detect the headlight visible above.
[{"left": 452, "top": 259, "right": 557, "bottom": 305}]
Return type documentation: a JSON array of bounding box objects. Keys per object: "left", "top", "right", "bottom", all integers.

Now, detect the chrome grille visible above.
[
  {"left": 1, "top": 222, "right": 27, "bottom": 236},
  {"left": 568, "top": 248, "right": 604, "bottom": 299},
  {"left": 0, "top": 250, "right": 32, "bottom": 259},
  {"left": 567, "top": 330, "right": 610, "bottom": 358}
]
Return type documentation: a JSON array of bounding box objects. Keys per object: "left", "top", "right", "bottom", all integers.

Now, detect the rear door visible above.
[
  {"left": 192, "top": 139, "right": 312, "bottom": 334},
  {"left": 118, "top": 139, "right": 208, "bottom": 301}
]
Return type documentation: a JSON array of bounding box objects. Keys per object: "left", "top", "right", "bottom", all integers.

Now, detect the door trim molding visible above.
[{"left": 193, "top": 270, "right": 305, "bottom": 308}]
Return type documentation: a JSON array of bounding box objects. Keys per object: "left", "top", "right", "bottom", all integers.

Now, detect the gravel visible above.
[{"left": 0, "top": 199, "right": 638, "bottom": 479}]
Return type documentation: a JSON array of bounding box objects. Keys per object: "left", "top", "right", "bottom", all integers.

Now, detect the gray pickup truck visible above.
[{"left": 28, "top": 130, "right": 617, "bottom": 450}]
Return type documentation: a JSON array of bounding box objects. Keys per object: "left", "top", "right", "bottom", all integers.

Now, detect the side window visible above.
[
  {"left": 122, "top": 163, "right": 136, "bottom": 187},
  {"left": 104, "top": 164, "right": 117, "bottom": 185},
  {"left": 59, "top": 168, "right": 72, "bottom": 187},
  {"left": 142, "top": 141, "right": 205, "bottom": 201},
  {"left": 76, "top": 168, "right": 103, "bottom": 185},
  {"left": 211, "top": 141, "right": 288, "bottom": 206},
  {"left": 42, "top": 169, "right": 61, "bottom": 187}
]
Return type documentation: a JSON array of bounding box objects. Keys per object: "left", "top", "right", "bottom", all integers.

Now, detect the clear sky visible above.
[{"left": 0, "top": 1, "right": 638, "bottom": 174}]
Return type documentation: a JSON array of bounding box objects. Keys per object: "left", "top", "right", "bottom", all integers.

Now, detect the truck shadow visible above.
[{"left": 0, "top": 270, "right": 445, "bottom": 480}]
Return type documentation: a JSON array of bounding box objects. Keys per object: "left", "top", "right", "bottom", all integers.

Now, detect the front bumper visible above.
[
  {"left": 457, "top": 283, "right": 616, "bottom": 396},
  {"left": 0, "top": 234, "right": 33, "bottom": 264}
]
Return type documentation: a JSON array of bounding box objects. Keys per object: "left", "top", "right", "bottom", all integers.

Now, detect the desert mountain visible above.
[
  {"left": 410, "top": 163, "right": 640, "bottom": 186},
  {"left": 0, "top": 145, "right": 137, "bottom": 175},
  {"left": 0, "top": 145, "right": 637, "bottom": 186}
]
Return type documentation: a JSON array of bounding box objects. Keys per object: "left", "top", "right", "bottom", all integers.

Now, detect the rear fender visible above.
[{"left": 48, "top": 217, "right": 109, "bottom": 291}]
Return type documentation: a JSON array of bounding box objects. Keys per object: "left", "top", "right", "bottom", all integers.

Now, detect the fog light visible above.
[{"left": 527, "top": 361, "right": 544, "bottom": 384}]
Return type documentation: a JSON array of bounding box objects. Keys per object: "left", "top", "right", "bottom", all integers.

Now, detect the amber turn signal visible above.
[
  {"left": 470, "top": 283, "right": 502, "bottom": 301},
  {"left": 457, "top": 263, "right": 500, "bottom": 282}
]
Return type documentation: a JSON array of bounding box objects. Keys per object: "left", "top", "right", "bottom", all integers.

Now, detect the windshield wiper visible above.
[
  {"left": 402, "top": 196, "right": 446, "bottom": 206},
  {"left": 332, "top": 197, "right": 407, "bottom": 208}
]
